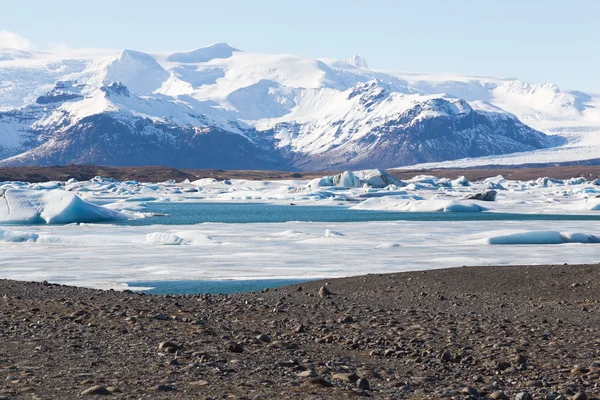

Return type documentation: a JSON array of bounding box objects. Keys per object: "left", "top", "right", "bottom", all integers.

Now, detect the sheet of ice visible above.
[
  {"left": 483, "top": 230, "right": 600, "bottom": 245},
  {"left": 146, "top": 232, "right": 186, "bottom": 245},
  {"left": 0, "top": 189, "right": 126, "bottom": 224},
  {"left": 0, "top": 219, "right": 599, "bottom": 289},
  {"left": 352, "top": 197, "right": 486, "bottom": 212}
]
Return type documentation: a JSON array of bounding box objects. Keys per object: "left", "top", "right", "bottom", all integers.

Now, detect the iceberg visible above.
[
  {"left": 485, "top": 231, "right": 600, "bottom": 245},
  {"left": 0, "top": 189, "right": 126, "bottom": 224}
]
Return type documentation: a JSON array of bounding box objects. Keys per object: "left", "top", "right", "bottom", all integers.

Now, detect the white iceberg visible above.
[
  {"left": 353, "top": 197, "right": 486, "bottom": 212},
  {"left": 0, "top": 189, "right": 126, "bottom": 224},
  {"left": 485, "top": 231, "right": 600, "bottom": 245},
  {"left": 146, "top": 232, "right": 186, "bottom": 245}
]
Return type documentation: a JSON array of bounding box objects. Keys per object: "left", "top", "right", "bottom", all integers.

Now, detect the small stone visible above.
[
  {"left": 318, "top": 286, "right": 331, "bottom": 297},
  {"left": 307, "top": 377, "right": 332, "bottom": 387},
  {"left": 514, "top": 354, "right": 527, "bottom": 365},
  {"left": 188, "top": 380, "right": 209, "bottom": 386},
  {"left": 153, "top": 385, "right": 176, "bottom": 392},
  {"left": 256, "top": 334, "right": 271, "bottom": 343},
  {"left": 226, "top": 342, "right": 244, "bottom": 353},
  {"left": 331, "top": 372, "right": 359, "bottom": 383},
  {"left": 81, "top": 385, "right": 112, "bottom": 396},
  {"left": 158, "top": 341, "right": 180, "bottom": 353},
  {"left": 515, "top": 392, "right": 533, "bottom": 400},
  {"left": 296, "top": 370, "right": 317, "bottom": 378},
  {"left": 490, "top": 392, "right": 509, "bottom": 400},
  {"left": 154, "top": 314, "right": 169, "bottom": 321},
  {"left": 571, "top": 365, "right": 589, "bottom": 374},
  {"left": 572, "top": 392, "right": 587, "bottom": 400},
  {"left": 439, "top": 350, "right": 453, "bottom": 362},
  {"left": 461, "top": 386, "right": 479, "bottom": 397},
  {"left": 357, "top": 378, "right": 370, "bottom": 390},
  {"left": 277, "top": 360, "right": 296, "bottom": 368}
]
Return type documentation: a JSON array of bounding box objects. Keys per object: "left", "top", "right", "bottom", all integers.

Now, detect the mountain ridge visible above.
[{"left": 0, "top": 43, "right": 598, "bottom": 170}]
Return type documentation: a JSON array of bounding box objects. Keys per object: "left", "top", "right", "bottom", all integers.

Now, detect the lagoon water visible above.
[
  {"left": 127, "top": 279, "right": 311, "bottom": 295},
  {"left": 112, "top": 202, "right": 600, "bottom": 226}
]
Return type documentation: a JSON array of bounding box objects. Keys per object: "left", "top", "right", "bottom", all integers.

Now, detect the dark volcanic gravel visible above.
[{"left": 1, "top": 264, "right": 600, "bottom": 399}]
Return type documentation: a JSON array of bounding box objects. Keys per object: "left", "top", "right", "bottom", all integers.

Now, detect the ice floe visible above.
[{"left": 0, "top": 189, "right": 126, "bottom": 224}]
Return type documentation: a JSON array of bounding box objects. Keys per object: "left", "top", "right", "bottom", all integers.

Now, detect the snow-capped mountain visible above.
[{"left": 0, "top": 41, "right": 598, "bottom": 170}]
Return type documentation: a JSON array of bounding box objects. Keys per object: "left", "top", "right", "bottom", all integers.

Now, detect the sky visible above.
[{"left": 1, "top": 0, "right": 599, "bottom": 91}]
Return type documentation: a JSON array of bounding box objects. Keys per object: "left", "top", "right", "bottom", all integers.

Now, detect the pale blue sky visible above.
[{"left": 2, "top": 0, "right": 599, "bottom": 91}]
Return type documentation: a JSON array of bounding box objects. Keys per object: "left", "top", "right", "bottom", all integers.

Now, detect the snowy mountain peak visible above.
[
  {"left": 103, "top": 50, "right": 169, "bottom": 95},
  {"left": 345, "top": 55, "right": 369, "bottom": 69},
  {"left": 167, "top": 43, "right": 240, "bottom": 63},
  {"left": 0, "top": 38, "right": 598, "bottom": 170}
]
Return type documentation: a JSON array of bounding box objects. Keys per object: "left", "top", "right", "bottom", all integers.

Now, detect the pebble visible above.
[
  {"left": 515, "top": 392, "right": 534, "bottom": 400},
  {"left": 357, "top": 378, "right": 370, "bottom": 390},
  {"left": 307, "top": 377, "right": 332, "bottom": 387},
  {"left": 81, "top": 385, "right": 112, "bottom": 396},
  {"left": 331, "top": 372, "right": 358, "bottom": 382},
  {"left": 318, "top": 286, "right": 331, "bottom": 297}
]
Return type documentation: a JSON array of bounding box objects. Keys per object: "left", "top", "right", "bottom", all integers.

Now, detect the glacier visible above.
[{"left": 2, "top": 42, "right": 597, "bottom": 169}]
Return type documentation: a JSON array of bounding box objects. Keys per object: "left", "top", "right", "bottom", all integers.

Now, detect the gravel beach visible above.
[{"left": 1, "top": 264, "right": 600, "bottom": 399}]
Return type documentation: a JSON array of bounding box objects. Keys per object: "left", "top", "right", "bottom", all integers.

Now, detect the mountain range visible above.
[{"left": 1, "top": 43, "right": 599, "bottom": 171}]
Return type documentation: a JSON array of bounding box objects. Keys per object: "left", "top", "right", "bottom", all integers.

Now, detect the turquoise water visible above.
[
  {"left": 127, "top": 279, "right": 310, "bottom": 295},
  {"left": 112, "top": 202, "right": 600, "bottom": 225}
]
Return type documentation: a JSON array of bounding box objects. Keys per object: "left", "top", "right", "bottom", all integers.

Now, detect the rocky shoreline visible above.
[{"left": 1, "top": 264, "right": 600, "bottom": 399}]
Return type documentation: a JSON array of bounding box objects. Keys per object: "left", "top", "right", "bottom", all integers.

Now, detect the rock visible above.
[
  {"left": 515, "top": 392, "right": 533, "bottom": 400},
  {"left": 277, "top": 360, "right": 296, "bottom": 368},
  {"left": 572, "top": 392, "right": 587, "bottom": 400},
  {"left": 318, "top": 286, "right": 331, "bottom": 298},
  {"left": 439, "top": 350, "right": 453, "bottom": 362},
  {"left": 188, "top": 380, "right": 209, "bottom": 387},
  {"left": 154, "top": 313, "right": 170, "bottom": 321},
  {"left": 461, "top": 386, "right": 479, "bottom": 397},
  {"left": 571, "top": 365, "right": 589, "bottom": 374},
  {"left": 490, "top": 392, "right": 509, "bottom": 400},
  {"left": 494, "top": 360, "right": 511, "bottom": 371},
  {"left": 296, "top": 370, "right": 317, "bottom": 378},
  {"left": 466, "top": 190, "right": 497, "bottom": 201},
  {"left": 158, "top": 341, "right": 180, "bottom": 353},
  {"left": 331, "top": 372, "right": 359, "bottom": 382},
  {"left": 514, "top": 354, "right": 527, "bottom": 366},
  {"left": 294, "top": 324, "right": 306, "bottom": 333},
  {"left": 153, "top": 385, "right": 176, "bottom": 392},
  {"left": 357, "top": 378, "right": 370, "bottom": 390},
  {"left": 226, "top": 342, "right": 244, "bottom": 353},
  {"left": 81, "top": 385, "right": 112, "bottom": 395},
  {"left": 307, "top": 377, "right": 332, "bottom": 387},
  {"left": 256, "top": 334, "right": 271, "bottom": 343}
]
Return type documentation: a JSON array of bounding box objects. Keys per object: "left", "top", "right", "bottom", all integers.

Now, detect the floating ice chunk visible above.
[
  {"left": 451, "top": 176, "right": 470, "bottom": 187},
  {"left": 146, "top": 232, "right": 186, "bottom": 245},
  {"left": 0, "top": 189, "right": 126, "bottom": 224},
  {"left": 104, "top": 201, "right": 149, "bottom": 211},
  {"left": 485, "top": 231, "right": 600, "bottom": 245},
  {"left": 172, "top": 231, "right": 214, "bottom": 244},
  {"left": 332, "top": 171, "right": 362, "bottom": 188},
  {"left": 0, "top": 227, "right": 39, "bottom": 243},
  {"left": 375, "top": 243, "right": 400, "bottom": 249},
  {"left": 566, "top": 177, "right": 587, "bottom": 185},
  {"left": 483, "top": 175, "right": 505, "bottom": 184},
  {"left": 353, "top": 169, "right": 404, "bottom": 188},
  {"left": 353, "top": 197, "right": 486, "bottom": 212}
]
